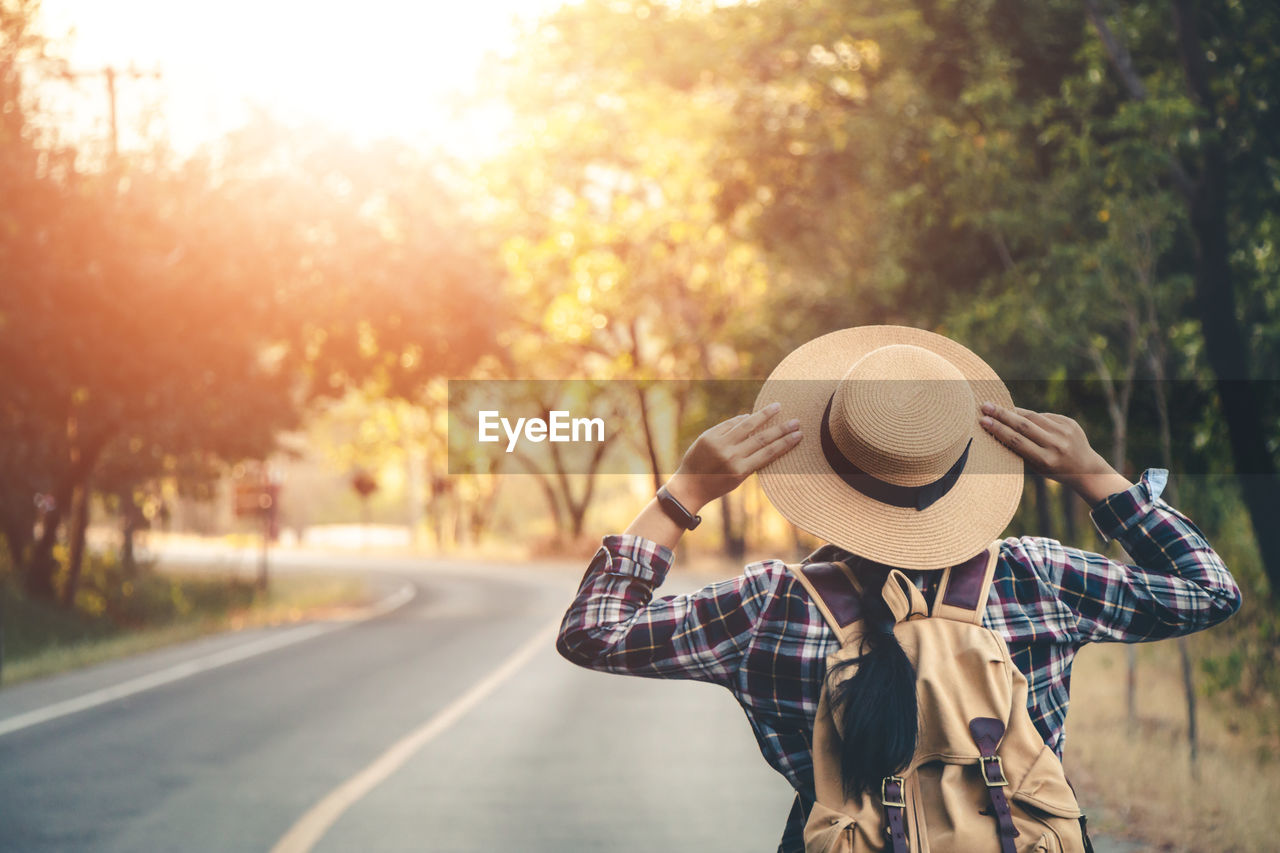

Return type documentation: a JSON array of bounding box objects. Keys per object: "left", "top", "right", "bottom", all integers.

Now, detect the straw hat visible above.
[{"left": 754, "top": 325, "right": 1023, "bottom": 570}]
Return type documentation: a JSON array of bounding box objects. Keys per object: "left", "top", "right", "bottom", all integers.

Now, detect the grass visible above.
[
  {"left": 1063, "top": 638, "right": 1280, "bottom": 853},
  {"left": 1, "top": 568, "right": 373, "bottom": 687}
]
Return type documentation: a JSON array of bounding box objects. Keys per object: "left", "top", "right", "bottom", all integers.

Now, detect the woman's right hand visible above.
[
  {"left": 978, "top": 402, "right": 1133, "bottom": 506},
  {"left": 664, "top": 402, "right": 803, "bottom": 513}
]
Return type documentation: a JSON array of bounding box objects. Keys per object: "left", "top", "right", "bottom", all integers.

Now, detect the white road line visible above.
[
  {"left": 0, "top": 582, "right": 417, "bottom": 739},
  {"left": 363, "top": 583, "right": 416, "bottom": 617},
  {"left": 269, "top": 617, "right": 562, "bottom": 853}
]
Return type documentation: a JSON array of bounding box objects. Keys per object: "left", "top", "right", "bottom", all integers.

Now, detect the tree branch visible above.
[
  {"left": 1082, "top": 0, "right": 1148, "bottom": 100},
  {"left": 1082, "top": 0, "right": 1196, "bottom": 198}
]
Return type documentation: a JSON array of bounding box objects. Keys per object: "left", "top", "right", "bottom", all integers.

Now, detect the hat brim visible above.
[{"left": 754, "top": 325, "right": 1023, "bottom": 570}]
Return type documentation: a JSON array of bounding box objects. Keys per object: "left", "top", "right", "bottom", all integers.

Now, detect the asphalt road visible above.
[
  {"left": 0, "top": 554, "right": 792, "bottom": 852},
  {"left": 0, "top": 551, "right": 1141, "bottom": 852}
]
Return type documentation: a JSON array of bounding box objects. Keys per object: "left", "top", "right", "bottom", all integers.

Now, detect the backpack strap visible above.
[
  {"left": 931, "top": 540, "right": 1002, "bottom": 624},
  {"left": 1062, "top": 775, "right": 1097, "bottom": 853},
  {"left": 880, "top": 775, "right": 909, "bottom": 853},
  {"left": 882, "top": 569, "right": 930, "bottom": 623},
  {"left": 787, "top": 561, "right": 865, "bottom": 644},
  {"left": 969, "top": 717, "right": 1020, "bottom": 853}
]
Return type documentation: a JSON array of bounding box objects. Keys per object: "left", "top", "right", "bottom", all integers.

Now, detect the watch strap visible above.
[{"left": 656, "top": 485, "right": 702, "bottom": 530}]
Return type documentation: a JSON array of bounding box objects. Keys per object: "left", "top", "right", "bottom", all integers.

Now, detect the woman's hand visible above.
[
  {"left": 664, "top": 402, "right": 803, "bottom": 513},
  {"left": 978, "top": 402, "right": 1132, "bottom": 506}
]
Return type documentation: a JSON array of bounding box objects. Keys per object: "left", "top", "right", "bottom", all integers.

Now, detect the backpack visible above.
[{"left": 788, "top": 542, "right": 1094, "bottom": 853}]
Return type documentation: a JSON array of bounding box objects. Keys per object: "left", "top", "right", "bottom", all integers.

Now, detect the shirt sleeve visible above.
[
  {"left": 555, "top": 533, "right": 776, "bottom": 686},
  {"left": 1021, "top": 468, "right": 1242, "bottom": 644}
]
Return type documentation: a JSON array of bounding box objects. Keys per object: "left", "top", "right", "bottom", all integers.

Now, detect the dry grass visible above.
[
  {"left": 4, "top": 620, "right": 231, "bottom": 685},
  {"left": 1063, "top": 640, "right": 1280, "bottom": 853},
  {"left": 3, "top": 573, "right": 372, "bottom": 686}
]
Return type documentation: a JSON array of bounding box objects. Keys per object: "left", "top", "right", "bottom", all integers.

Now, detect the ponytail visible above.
[{"left": 827, "top": 586, "right": 918, "bottom": 800}]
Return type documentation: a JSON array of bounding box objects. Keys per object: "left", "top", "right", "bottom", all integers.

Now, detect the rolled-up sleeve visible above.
[
  {"left": 556, "top": 534, "right": 776, "bottom": 686},
  {"left": 1032, "top": 468, "right": 1242, "bottom": 644}
]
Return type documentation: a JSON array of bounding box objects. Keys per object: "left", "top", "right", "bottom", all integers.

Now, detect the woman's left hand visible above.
[
  {"left": 979, "top": 401, "right": 1130, "bottom": 504},
  {"left": 664, "top": 402, "right": 802, "bottom": 512}
]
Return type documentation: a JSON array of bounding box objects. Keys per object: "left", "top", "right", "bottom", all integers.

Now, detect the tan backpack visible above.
[{"left": 789, "top": 542, "right": 1092, "bottom": 853}]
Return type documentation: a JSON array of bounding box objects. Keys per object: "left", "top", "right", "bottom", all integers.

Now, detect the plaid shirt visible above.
[{"left": 556, "top": 469, "right": 1242, "bottom": 852}]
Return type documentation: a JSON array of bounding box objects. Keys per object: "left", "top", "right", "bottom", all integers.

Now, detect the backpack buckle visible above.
[
  {"left": 980, "top": 755, "right": 1008, "bottom": 787},
  {"left": 881, "top": 775, "right": 907, "bottom": 808}
]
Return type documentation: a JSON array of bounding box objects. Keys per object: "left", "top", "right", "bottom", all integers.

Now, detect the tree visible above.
[
  {"left": 493, "top": 0, "right": 1277, "bottom": 586},
  {"left": 0, "top": 11, "right": 505, "bottom": 602}
]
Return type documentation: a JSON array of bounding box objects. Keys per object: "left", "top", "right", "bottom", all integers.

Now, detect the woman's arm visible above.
[
  {"left": 555, "top": 535, "right": 789, "bottom": 683},
  {"left": 981, "top": 403, "right": 1242, "bottom": 642},
  {"left": 556, "top": 404, "right": 802, "bottom": 682},
  {"left": 1034, "top": 469, "right": 1240, "bottom": 642},
  {"left": 624, "top": 402, "right": 802, "bottom": 549}
]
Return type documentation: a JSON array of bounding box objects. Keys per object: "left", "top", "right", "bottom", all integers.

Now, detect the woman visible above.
[{"left": 557, "top": 326, "right": 1241, "bottom": 852}]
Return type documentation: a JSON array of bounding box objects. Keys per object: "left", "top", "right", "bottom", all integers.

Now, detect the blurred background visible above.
[{"left": 1, "top": 1, "right": 1278, "bottom": 851}]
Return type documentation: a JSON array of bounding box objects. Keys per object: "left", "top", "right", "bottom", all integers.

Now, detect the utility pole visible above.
[
  {"left": 104, "top": 65, "right": 118, "bottom": 160},
  {"left": 55, "top": 63, "right": 161, "bottom": 160}
]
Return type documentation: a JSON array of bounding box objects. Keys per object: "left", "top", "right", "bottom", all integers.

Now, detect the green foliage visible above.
[
  {"left": 62, "top": 550, "right": 257, "bottom": 628},
  {"left": 0, "top": 547, "right": 369, "bottom": 684},
  {"left": 0, "top": 3, "right": 507, "bottom": 598},
  {"left": 487, "top": 0, "right": 1279, "bottom": 694},
  {"left": 1199, "top": 647, "right": 1244, "bottom": 693},
  {"left": 0, "top": 549, "right": 254, "bottom": 660},
  {"left": 2, "top": 0, "right": 1277, "bottom": 706},
  {"left": 1, "top": 572, "right": 116, "bottom": 661},
  {"left": 1184, "top": 478, "right": 1280, "bottom": 703}
]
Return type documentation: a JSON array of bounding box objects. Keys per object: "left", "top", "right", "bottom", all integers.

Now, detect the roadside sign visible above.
[
  {"left": 233, "top": 475, "right": 282, "bottom": 590},
  {"left": 234, "top": 482, "right": 280, "bottom": 518}
]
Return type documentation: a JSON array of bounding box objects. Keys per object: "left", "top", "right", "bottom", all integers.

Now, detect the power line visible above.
[{"left": 49, "top": 62, "right": 162, "bottom": 161}]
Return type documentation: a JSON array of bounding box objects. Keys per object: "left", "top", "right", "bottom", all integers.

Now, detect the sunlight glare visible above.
[{"left": 37, "top": 0, "right": 563, "bottom": 157}]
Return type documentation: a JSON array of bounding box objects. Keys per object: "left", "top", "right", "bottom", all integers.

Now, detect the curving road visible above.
[
  {"left": 0, "top": 550, "right": 1140, "bottom": 852},
  {"left": 0, "top": 554, "right": 791, "bottom": 852}
]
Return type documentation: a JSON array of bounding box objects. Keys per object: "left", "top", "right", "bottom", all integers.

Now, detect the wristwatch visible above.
[{"left": 656, "top": 485, "right": 702, "bottom": 530}]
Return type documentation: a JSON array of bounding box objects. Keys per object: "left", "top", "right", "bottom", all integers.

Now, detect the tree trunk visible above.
[
  {"left": 568, "top": 500, "right": 588, "bottom": 539},
  {"left": 635, "top": 383, "right": 665, "bottom": 493},
  {"left": 791, "top": 525, "right": 808, "bottom": 561},
  {"left": 2, "top": 510, "right": 33, "bottom": 573},
  {"left": 531, "top": 471, "right": 564, "bottom": 537},
  {"left": 720, "top": 493, "right": 745, "bottom": 561},
  {"left": 1059, "top": 484, "right": 1078, "bottom": 544},
  {"left": 1107, "top": 377, "right": 1139, "bottom": 728},
  {"left": 627, "top": 319, "right": 666, "bottom": 493},
  {"left": 1179, "top": 637, "right": 1199, "bottom": 776},
  {"left": 120, "top": 489, "right": 138, "bottom": 577},
  {"left": 61, "top": 481, "right": 92, "bottom": 608},
  {"left": 1031, "top": 472, "right": 1055, "bottom": 540},
  {"left": 748, "top": 480, "right": 768, "bottom": 553},
  {"left": 429, "top": 499, "right": 445, "bottom": 549},
  {"left": 451, "top": 507, "right": 466, "bottom": 550},
  {"left": 121, "top": 521, "right": 136, "bottom": 575},
  {"left": 1126, "top": 645, "right": 1138, "bottom": 730},
  {"left": 1086, "top": 314, "right": 1140, "bottom": 728},
  {"left": 519, "top": 431, "right": 614, "bottom": 545},
  {"left": 1171, "top": 0, "right": 1280, "bottom": 597},
  {"left": 23, "top": 428, "right": 113, "bottom": 601},
  {"left": 1142, "top": 282, "right": 1201, "bottom": 774},
  {"left": 26, "top": 501, "right": 64, "bottom": 601},
  {"left": 468, "top": 477, "right": 504, "bottom": 544}
]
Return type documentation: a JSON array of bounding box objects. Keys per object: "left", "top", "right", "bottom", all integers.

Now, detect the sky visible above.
[{"left": 35, "top": 0, "right": 565, "bottom": 159}]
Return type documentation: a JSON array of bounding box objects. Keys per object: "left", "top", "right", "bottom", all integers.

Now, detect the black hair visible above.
[{"left": 826, "top": 577, "right": 919, "bottom": 800}]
